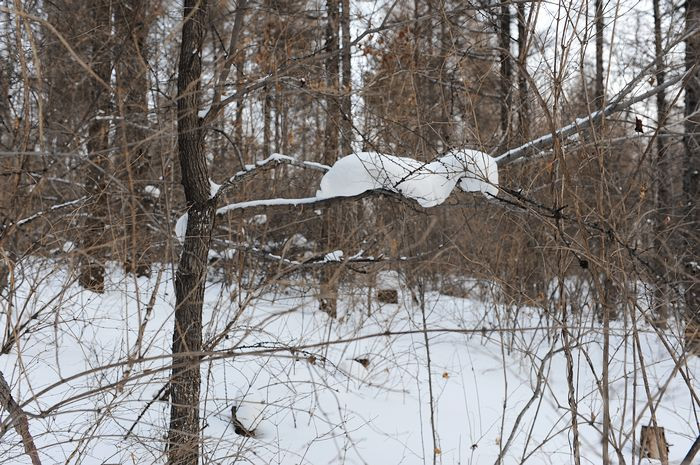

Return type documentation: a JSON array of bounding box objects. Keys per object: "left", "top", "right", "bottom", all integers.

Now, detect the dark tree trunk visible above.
[
  {"left": 168, "top": 1, "right": 213, "bottom": 464},
  {"left": 653, "top": 0, "right": 671, "bottom": 325},
  {"left": 340, "top": 0, "right": 352, "bottom": 155},
  {"left": 234, "top": 49, "right": 245, "bottom": 159},
  {"left": 593, "top": 5, "right": 610, "bottom": 464},
  {"left": 683, "top": 0, "right": 700, "bottom": 322},
  {"left": 263, "top": 84, "right": 272, "bottom": 159},
  {"left": 115, "top": 0, "right": 153, "bottom": 277},
  {"left": 516, "top": 2, "right": 530, "bottom": 142},
  {"left": 595, "top": 0, "right": 605, "bottom": 108},
  {"left": 499, "top": 3, "right": 512, "bottom": 149},
  {"left": 320, "top": 0, "right": 340, "bottom": 317},
  {"left": 79, "top": 0, "right": 112, "bottom": 293}
]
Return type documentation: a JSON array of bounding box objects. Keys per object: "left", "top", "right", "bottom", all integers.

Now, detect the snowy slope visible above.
[{"left": 0, "top": 262, "right": 697, "bottom": 465}]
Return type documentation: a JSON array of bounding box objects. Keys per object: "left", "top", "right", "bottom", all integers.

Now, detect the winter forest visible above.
[{"left": 0, "top": 0, "right": 699, "bottom": 464}]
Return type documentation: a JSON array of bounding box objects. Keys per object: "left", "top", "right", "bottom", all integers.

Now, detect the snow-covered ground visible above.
[{"left": 1, "top": 260, "right": 697, "bottom": 464}]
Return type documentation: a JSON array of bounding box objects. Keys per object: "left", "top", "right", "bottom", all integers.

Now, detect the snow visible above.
[
  {"left": 0, "top": 263, "right": 698, "bottom": 465},
  {"left": 323, "top": 250, "right": 344, "bottom": 262},
  {"left": 248, "top": 214, "right": 267, "bottom": 225},
  {"left": 208, "top": 248, "right": 237, "bottom": 261},
  {"left": 217, "top": 196, "right": 321, "bottom": 215},
  {"left": 288, "top": 233, "right": 309, "bottom": 248},
  {"left": 15, "top": 197, "right": 85, "bottom": 227},
  {"left": 144, "top": 185, "right": 161, "bottom": 198},
  {"left": 175, "top": 212, "right": 188, "bottom": 243},
  {"left": 210, "top": 179, "right": 221, "bottom": 198},
  {"left": 316, "top": 150, "right": 499, "bottom": 207}
]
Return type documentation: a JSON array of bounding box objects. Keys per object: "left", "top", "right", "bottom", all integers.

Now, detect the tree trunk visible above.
[
  {"left": 115, "top": 0, "right": 153, "bottom": 277},
  {"left": 499, "top": 3, "right": 512, "bottom": 150},
  {"left": 340, "top": 0, "right": 352, "bottom": 155},
  {"left": 595, "top": 0, "right": 605, "bottom": 108},
  {"left": 320, "top": 0, "right": 341, "bottom": 318},
  {"left": 653, "top": 0, "right": 670, "bottom": 325},
  {"left": 263, "top": 84, "right": 272, "bottom": 159},
  {"left": 517, "top": 2, "right": 530, "bottom": 142},
  {"left": 683, "top": 0, "right": 699, "bottom": 322},
  {"left": 168, "top": 1, "right": 213, "bottom": 464},
  {"left": 79, "top": 0, "right": 112, "bottom": 293}
]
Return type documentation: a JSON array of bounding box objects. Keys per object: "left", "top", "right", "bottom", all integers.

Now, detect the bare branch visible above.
[
  {"left": 0, "top": 371, "right": 41, "bottom": 465},
  {"left": 495, "top": 70, "right": 689, "bottom": 166}
]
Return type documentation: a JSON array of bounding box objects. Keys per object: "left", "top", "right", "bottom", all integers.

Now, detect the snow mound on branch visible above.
[{"left": 316, "top": 150, "right": 498, "bottom": 207}]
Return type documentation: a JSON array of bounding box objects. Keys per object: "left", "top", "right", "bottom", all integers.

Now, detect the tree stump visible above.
[
  {"left": 641, "top": 425, "right": 669, "bottom": 461},
  {"left": 377, "top": 289, "right": 398, "bottom": 304},
  {"left": 376, "top": 270, "right": 399, "bottom": 304}
]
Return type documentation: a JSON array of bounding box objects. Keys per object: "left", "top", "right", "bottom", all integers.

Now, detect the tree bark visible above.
[
  {"left": 0, "top": 371, "right": 41, "bottom": 465},
  {"left": 340, "top": 0, "right": 352, "bottom": 155},
  {"left": 168, "top": 1, "right": 213, "bottom": 464},
  {"left": 263, "top": 84, "right": 272, "bottom": 159},
  {"left": 320, "top": 0, "right": 340, "bottom": 318},
  {"left": 595, "top": 0, "right": 605, "bottom": 108},
  {"left": 653, "top": 0, "right": 670, "bottom": 325},
  {"left": 516, "top": 2, "right": 530, "bottom": 142},
  {"left": 683, "top": 0, "right": 699, "bottom": 322},
  {"left": 499, "top": 3, "right": 512, "bottom": 149},
  {"left": 79, "top": 0, "right": 112, "bottom": 293}
]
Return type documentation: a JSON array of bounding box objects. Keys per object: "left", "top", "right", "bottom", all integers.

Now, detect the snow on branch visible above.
[
  {"left": 212, "top": 244, "right": 435, "bottom": 268},
  {"left": 1, "top": 197, "right": 88, "bottom": 238},
  {"left": 495, "top": 69, "right": 689, "bottom": 166},
  {"left": 213, "top": 150, "right": 499, "bottom": 217},
  {"left": 212, "top": 153, "right": 330, "bottom": 200}
]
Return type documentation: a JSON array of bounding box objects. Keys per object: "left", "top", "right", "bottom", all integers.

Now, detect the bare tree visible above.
[
  {"left": 499, "top": 2, "right": 512, "bottom": 149},
  {"left": 683, "top": 0, "right": 699, "bottom": 319},
  {"left": 516, "top": 1, "right": 530, "bottom": 142},
  {"left": 595, "top": 0, "right": 605, "bottom": 107},
  {"left": 115, "top": 0, "right": 154, "bottom": 277},
  {"left": 79, "top": 0, "right": 112, "bottom": 292},
  {"left": 168, "top": 1, "right": 212, "bottom": 464},
  {"left": 320, "top": 0, "right": 341, "bottom": 317},
  {"left": 340, "top": 0, "right": 352, "bottom": 155}
]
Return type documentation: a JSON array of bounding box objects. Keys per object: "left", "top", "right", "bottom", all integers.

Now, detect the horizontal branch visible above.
[
  {"left": 210, "top": 243, "right": 442, "bottom": 269},
  {"left": 212, "top": 153, "right": 329, "bottom": 202},
  {"left": 2, "top": 197, "right": 87, "bottom": 241}
]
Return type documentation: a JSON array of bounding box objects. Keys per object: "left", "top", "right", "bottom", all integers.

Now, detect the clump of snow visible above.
[
  {"left": 288, "top": 233, "right": 309, "bottom": 248},
  {"left": 143, "top": 185, "right": 161, "bottom": 198},
  {"left": 62, "top": 241, "right": 75, "bottom": 253},
  {"left": 210, "top": 179, "right": 221, "bottom": 198},
  {"left": 448, "top": 149, "right": 499, "bottom": 197},
  {"left": 208, "top": 248, "right": 237, "bottom": 261},
  {"left": 175, "top": 213, "right": 188, "bottom": 244},
  {"left": 248, "top": 214, "right": 267, "bottom": 225},
  {"left": 324, "top": 250, "right": 344, "bottom": 262},
  {"left": 232, "top": 391, "right": 267, "bottom": 433},
  {"left": 316, "top": 150, "right": 498, "bottom": 207},
  {"left": 376, "top": 270, "right": 400, "bottom": 288}
]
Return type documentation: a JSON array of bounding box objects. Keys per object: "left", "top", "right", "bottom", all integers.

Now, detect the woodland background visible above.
[{"left": 0, "top": 1, "right": 698, "bottom": 464}]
